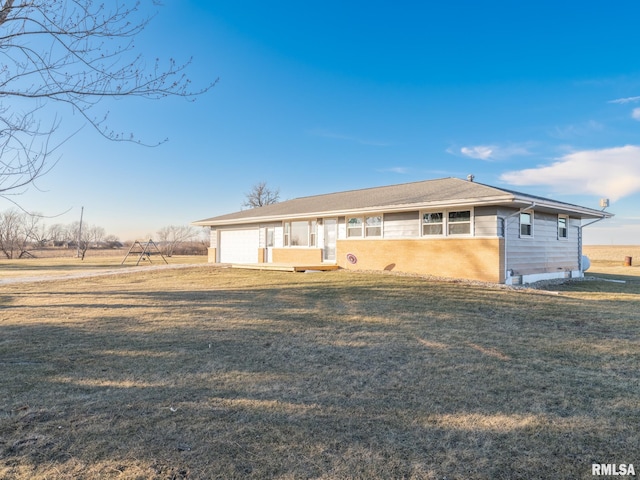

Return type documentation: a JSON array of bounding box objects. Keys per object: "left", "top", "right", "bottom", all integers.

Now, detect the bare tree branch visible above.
[
  {"left": 243, "top": 181, "right": 280, "bottom": 209},
  {"left": 0, "top": 0, "right": 216, "bottom": 197}
]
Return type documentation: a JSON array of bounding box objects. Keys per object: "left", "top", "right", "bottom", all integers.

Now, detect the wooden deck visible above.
[{"left": 230, "top": 263, "right": 340, "bottom": 273}]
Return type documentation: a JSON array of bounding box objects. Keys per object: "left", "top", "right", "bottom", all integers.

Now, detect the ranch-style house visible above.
[{"left": 193, "top": 177, "right": 612, "bottom": 284}]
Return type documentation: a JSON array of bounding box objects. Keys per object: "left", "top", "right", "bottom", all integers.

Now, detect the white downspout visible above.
[
  {"left": 500, "top": 203, "right": 536, "bottom": 284},
  {"left": 577, "top": 216, "right": 607, "bottom": 271}
]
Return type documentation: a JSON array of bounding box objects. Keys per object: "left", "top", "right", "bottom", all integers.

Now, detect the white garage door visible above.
[{"left": 219, "top": 229, "right": 259, "bottom": 263}]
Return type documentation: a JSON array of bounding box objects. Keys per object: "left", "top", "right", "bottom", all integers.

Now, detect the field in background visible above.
[
  {"left": 583, "top": 245, "right": 640, "bottom": 265},
  {"left": 0, "top": 253, "right": 207, "bottom": 281},
  {"left": 583, "top": 245, "right": 640, "bottom": 281},
  {"left": 1, "top": 249, "right": 639, "bottom": 478}
]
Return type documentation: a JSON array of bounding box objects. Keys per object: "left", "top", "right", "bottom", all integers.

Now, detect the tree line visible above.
[
  {"left": 0, "top": 210, "right": 119, "bottom": 259},
  {"left": 0, "top": 210, "right": 209, "bottom": 260}
]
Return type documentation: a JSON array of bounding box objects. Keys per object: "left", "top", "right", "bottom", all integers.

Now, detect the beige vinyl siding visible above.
[
  {"left": 209, "top": 227, "right": 217, "bottom": 249},
  {"left": 258, "top": 222, "right": 281, "bottom": 248},
  {"left": 505, "top": 210, "right": 580, "bottom": 275},
  {"left": 383, "top": 211, "right": 420, "bottom": 238},
  {"left": 474, "top": 206, "right": 498, "bottom": 236},
  {"left": 337, "top": 217, "right": 347, "bottom": 240}
]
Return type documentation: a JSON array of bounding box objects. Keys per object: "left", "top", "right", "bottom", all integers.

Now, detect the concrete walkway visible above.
[{"left": 0, "top": 263, "right": 213, "bottom": 285}]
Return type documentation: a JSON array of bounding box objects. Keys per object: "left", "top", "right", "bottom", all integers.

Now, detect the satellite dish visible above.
[{"left": 582, "top": 255, "right": 591, "bottom": 272}]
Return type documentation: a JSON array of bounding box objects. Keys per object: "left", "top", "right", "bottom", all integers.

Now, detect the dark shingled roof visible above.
[{"left": 194, "top": 177, "right": 610, "bottom": 225}]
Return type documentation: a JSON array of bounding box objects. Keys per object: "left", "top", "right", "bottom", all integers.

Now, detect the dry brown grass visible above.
[
  {"left": 0, "top": 255, "right": 207, "bottom": 281},
  {"left": 0, "top": 262, "right": 639, "bottom": 479}
]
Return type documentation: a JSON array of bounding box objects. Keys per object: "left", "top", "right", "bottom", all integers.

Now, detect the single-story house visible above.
[{"left": 193, "top": 177, "right": 612, "bottom": 284}]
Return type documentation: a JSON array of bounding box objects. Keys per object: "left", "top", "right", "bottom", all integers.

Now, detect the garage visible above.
[{"left": 218, "top": 228, "right": 259, "bottom": 263}]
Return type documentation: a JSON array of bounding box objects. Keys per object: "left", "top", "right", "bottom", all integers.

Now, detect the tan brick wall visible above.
[
  {"left": 257, "top": 248, "right": 265, "bottom": 263},
  {"left": 272, "top": 248, "right": 323, "bottom": 264},
  {"left": 207, "top": 247, "right": 217, "bottom": 263},
  {"left": 337, "top": 238, "right": 504, "bottom": 283}
]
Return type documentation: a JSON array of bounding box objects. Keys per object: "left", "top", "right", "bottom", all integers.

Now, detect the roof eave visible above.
[
  {"left": 193, "top": 195, "right": 518, "bottom": 226},
  {"left": 510, "top": 195, "right": 614, "bottom": 219}
]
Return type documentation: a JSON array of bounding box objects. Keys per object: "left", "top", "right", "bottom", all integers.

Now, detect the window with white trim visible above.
[
  {"left": 422, "top": 212, "right": 444, "bottom": 235},
  {"left": 347, "top": 217, "right": 363, "bottom": 237},
  {"left": 421, "top": 209, "right": 473, "bottom": 236},
  {"left": 283, "top": 220, "right": 317, "bottom": 246},
  {"left": 365, "top": 216, "right": 382, "bottom": 237},
  {"left": 347, "top": 216, "right": 383, "bottom": 237},
  {"left": 520, "top": 212, "right": 533, "bottom": 237},
  {"left": 448, "top": 210, "right": 471, "bottom": 235},
  {"left": 558, "top": 215, "right": 568, "bottom": 239}
]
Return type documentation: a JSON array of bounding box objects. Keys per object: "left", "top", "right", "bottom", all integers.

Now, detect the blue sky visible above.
[{"left": 11, "top": 1, "right": 640, "bottom": 243}]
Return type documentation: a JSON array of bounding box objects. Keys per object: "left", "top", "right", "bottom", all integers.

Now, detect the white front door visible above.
[{"left": 323, "top": 219, "right": 337, "bottom": 262}]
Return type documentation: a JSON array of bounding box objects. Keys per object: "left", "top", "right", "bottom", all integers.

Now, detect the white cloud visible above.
[
  {"left": 632, "top": 108, "right": 640, "bottom": 121},
  {"left": 608, "top": 96, "right": 640, "bottom": 104},
  {"left": 500, "top": 145, "right": 640, "bottom": 202},
  {"left": 461, "top": 145, "right": 494, "bottom": 160},
  {"left": 459, "top": 144, "right": 532, "bottom": 161}
]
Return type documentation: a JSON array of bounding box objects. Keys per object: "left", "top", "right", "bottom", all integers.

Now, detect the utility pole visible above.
[{"left": 76, "top": 206, "right": 84, "bottom": 258}]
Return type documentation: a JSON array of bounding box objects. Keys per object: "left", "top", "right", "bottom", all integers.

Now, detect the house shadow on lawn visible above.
[{"left": 1, "top": 270, "right": 639, "bottom": 478}]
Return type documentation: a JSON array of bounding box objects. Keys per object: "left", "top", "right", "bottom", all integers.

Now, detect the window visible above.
[
  {"left": 309, "top": 220, "right": 317, "bottom": 246},
  {"left": 283, "top": 220, "right": 317, "bottom": 246},
  {"left": 558, "top": 216, "right": 568, "bottom": 239},
  {"left": 421, "top": 209, "right": 473, "bottom": 236},
  {"left": 347, "top": 217, "right": 363, "bottom": 237},
  {"left": 422, "top": 212, "right": 444, "bottom": 235},
  {"left": 365, "top": 216, "right": 382, "bottom": 237},
  {"left": 448, "top": 211, "right": 471, "bottom": 235},
  {"left": 348, "top": 216, "right": 383, "bottom": 237},
  {"left": 520, "top": 212, "right": 533, "bottom": 237},
  {"left": 265, "top": 227, "right": 275, "bottom": 247}
]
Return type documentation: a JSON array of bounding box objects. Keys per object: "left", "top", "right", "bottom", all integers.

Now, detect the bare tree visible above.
[
  {"left": 24, "top": 213, "right": 48, "bottom": 247},
  {"left": 243, "top": 181, "right": 280, "bottom": 208},
  {"left": 0, "top": 209, "right": 22, "bottom": 258},
  {"left": 156, "top": 225, "right": 197, "bottom": 256},
  {"left": 0, "top": 209, "right": 43, "bottom": 258},
  {"left": 0, "top": 0, "right": 215, "bottom": 197},
  {"left": 103, "top": 234, "right": 122, "bottom": 248},
  {"left": 86, "top": 225, "right": 106, "bottom": 248},
  {"left": 47, "top": 223, "right": 67, "bottom": 246}
]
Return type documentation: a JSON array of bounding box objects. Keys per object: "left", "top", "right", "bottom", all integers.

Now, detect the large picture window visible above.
[{"left": 284, "top": 220, "right": 317, "bottom": 246}]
